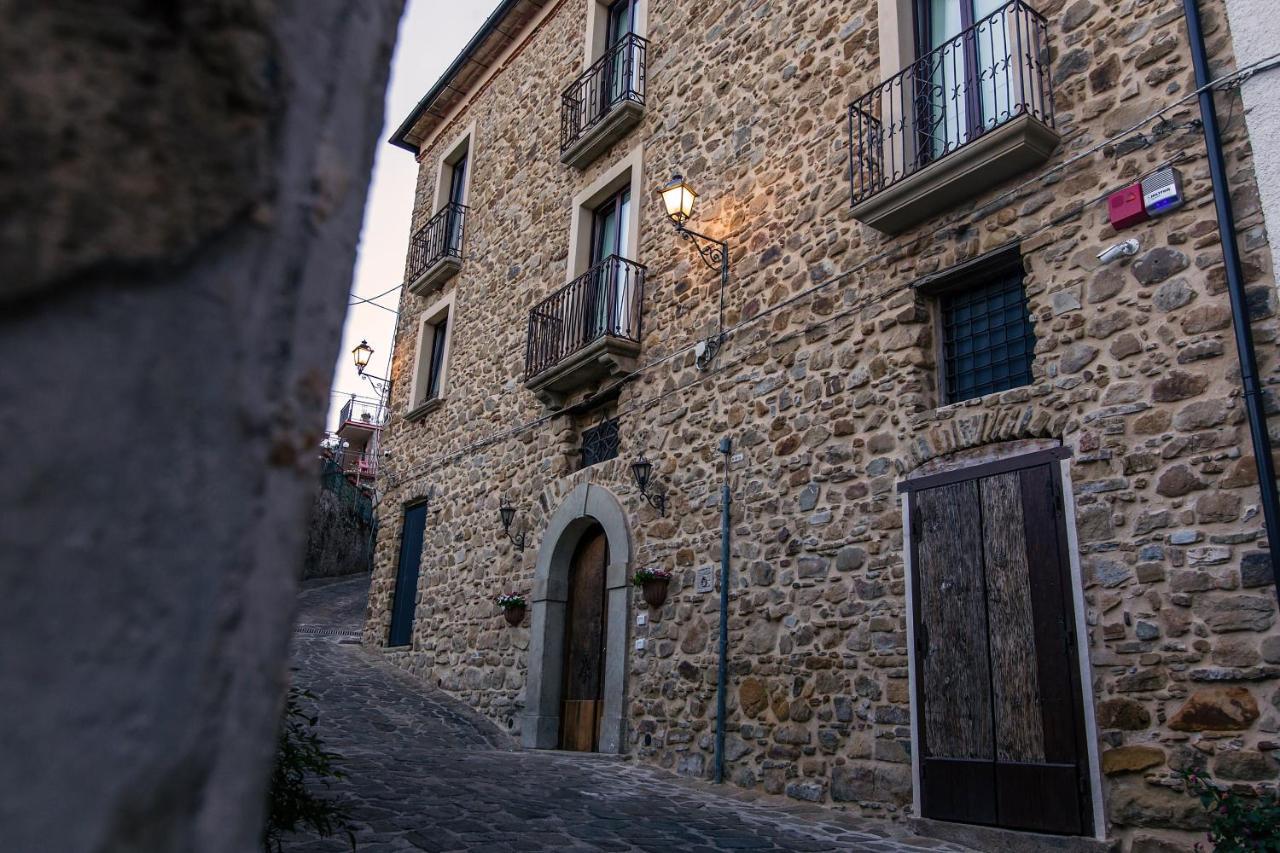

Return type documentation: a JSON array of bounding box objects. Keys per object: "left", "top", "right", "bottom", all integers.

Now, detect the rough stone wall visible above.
[
  {"left": 302, "top": 482, "right": 375, "bottom": 580},
  {"left": 0, "top": 2, "right": 403, "bottom": 851},
  {"left": 368, "top": 0, "right": 1280, "bottom": 847}
]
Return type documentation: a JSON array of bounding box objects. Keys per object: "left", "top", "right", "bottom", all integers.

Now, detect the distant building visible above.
[{"left": 330, "top": 395, "right": 383, "bottom": 490}]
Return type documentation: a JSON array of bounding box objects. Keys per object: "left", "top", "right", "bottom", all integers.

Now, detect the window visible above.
[
  {"left": 445, "top": 149, "right": 467, "bottom": 255},
  {"left": 432, "top": 125, "right": 473, "bottom": 259},
  {"left": 581, "top": 418, "right": 621, "bottom": 468},
  {"left": 938, "top": 259, "right": 1035, "bottom": 403},
  {"left": 915, "top": 0, "right": 1014, "bottom": 162},
  {"left": 409, "top": 294, "right": 454, "bottom": 413},
  {"left": 424, "top": 313, "right": 448, "bottom": 400},
  {"left": 600, "top": 0, "right": 639, "bottom": 110},
  {"left": 591, "top": 186, "right": 631, "bottom": 264}
]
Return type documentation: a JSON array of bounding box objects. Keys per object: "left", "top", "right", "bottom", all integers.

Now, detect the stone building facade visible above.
[{"left": 365, "top": 0, "right": 1280, "bottom": 848}]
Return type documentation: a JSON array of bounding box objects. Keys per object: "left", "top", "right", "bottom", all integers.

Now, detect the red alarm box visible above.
[{"left": 1108, "top": 183, "right": 1149, "bottom": 230}]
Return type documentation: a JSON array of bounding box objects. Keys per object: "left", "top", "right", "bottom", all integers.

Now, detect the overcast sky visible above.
[{"left": 328, "top": 0, "right": 493, "bottom": 429}]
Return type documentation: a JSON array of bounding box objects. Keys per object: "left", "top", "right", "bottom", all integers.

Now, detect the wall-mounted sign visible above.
[{"left": 695, "top": 566, "right": 715, "bottom": 594}]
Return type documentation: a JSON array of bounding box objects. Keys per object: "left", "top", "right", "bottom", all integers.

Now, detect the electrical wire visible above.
[{"left": 381, "top": 54, "right": 1280, "bottom": 489}]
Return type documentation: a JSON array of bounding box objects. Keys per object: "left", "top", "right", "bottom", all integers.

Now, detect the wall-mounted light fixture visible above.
[
  {"left": 352, "top": 339, "right": 374, "bottom": 373},
  {"left": 499, "top": 497, "right": 527, "bottom": 551},
  {"left": 630, "top": 454, "right": 668, "bottom": 516},
  {"left": 658, "top": 174, "right": 730, "bottom": 371},
  {"left": 351, "top": 338, "right": 392, "bottom": 399}
]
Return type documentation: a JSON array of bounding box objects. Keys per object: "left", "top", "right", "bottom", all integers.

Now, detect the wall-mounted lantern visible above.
[
  {"left": 630, "top": 454, "right": 668, "bottom": 516},
  {"left": 499, "top": 497, "right": 527, "bottom": 551},
  {"left": 659, "top": 174, "right": 698, "bottom": 224},
  {"left": 352, "top": 339, "right": 374, "bottom": 374},
  {"left": 657, "top": 174, "right": 730, "bottom": 370}
]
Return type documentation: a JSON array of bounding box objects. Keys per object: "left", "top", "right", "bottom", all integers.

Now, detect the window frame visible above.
[
  {"left": 431, "top": 122, "right": 475, "bottom": 214},
  {"left": 583, "top": 0, "right": 647, "bottom": 67},
  {"left": 580, "top": 417, "right": 621, "bottom": 469},
  {"left": 407, "top": 291, "right": 456, "bottom": 415},
  {"left": 567, "top": 144, "right": 644, "bottom": 282},
  {"left": 917, "top": 247, "right": 1034, "bottom": 405}
]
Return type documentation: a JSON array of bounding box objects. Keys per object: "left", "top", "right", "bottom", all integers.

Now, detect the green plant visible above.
[
  {"left": 263, "top": 686, "right": 357, "bottom": 853},
  {"left": 1181, "top": 769, "right": 1280, "bottom": 852}
]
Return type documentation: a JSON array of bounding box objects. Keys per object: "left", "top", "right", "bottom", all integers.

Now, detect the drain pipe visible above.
[
  {"left": 714, "top": 436, "right": 732, "bottom": 784},
  {"left": 1184, "top": 0, "right": 1280, "bottom": 606}
]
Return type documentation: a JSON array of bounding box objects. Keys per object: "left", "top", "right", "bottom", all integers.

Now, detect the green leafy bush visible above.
[
  {"left": 263, "top": 686, "right": 356, "bottom": 852},
  {"left": 1182, "top": 770, "right": 1280, "bottom": 852}
]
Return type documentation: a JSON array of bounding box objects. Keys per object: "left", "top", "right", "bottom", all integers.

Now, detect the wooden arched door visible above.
[{"left": 560, "top": 525, "right": 609, "bottom": 751}]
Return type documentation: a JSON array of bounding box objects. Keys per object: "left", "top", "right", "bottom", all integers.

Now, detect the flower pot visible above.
[
  {"left": 503, "top": 605, "right": 526, "bottom": 627},
  {"left": 641, "top": 578, "right": 670, "bottom": 608}
]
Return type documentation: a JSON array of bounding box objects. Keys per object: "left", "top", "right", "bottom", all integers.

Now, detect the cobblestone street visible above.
[{"left": 284, "top": 577, "right": 975, "bottom": 853}]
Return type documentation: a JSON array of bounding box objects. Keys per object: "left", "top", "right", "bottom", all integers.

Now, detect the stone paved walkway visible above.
[{"left": 282, "top": 576, "right": 976, "bottom": 853}]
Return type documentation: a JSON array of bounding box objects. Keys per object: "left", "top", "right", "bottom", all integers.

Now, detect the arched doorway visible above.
[
  {"left": 560, "top": 524, "right": 608, "bottom": 751},
  {"left": 522, "top": 483, "right": 632, "bottom": 753}
]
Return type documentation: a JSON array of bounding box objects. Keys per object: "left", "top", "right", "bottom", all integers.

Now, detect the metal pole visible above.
[
  {"left": 1183, "top": 0, "right": 1280, "bottom": 607},
  {"left": 715, "top": 437, "right": 732, "bottom": 784}
]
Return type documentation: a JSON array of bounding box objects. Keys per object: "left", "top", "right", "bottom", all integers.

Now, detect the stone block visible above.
[
  {"left": 1097, "top": 697, "right": 1152, "bottom": 730},
  {"left": 1168, "top": 686, "right": 1260, "bottom": 731},
  {"left": 1102, "top": 745, "right": 1165, "bottom": 775}
]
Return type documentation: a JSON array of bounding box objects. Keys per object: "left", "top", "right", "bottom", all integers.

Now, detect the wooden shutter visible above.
[
  {"left": 910, "top": 458, "right": 1090, "bottom": 836},
  {"left": 388, "top": 503, "right": 427, "bottom": 647}
]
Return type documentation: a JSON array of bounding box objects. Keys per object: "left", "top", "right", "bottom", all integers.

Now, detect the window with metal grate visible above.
[
  {"left": 581, "top": 418, "right": 621, "bottom": 469},
  {"left": 941, "top": 268, "right": 1036, "bottom": 403}
]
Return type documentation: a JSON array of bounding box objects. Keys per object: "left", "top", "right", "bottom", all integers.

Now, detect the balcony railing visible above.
[
  {"left": 847, "top": 0, "right": 1054, "bottom": 206},
  {"left": 526, "top": 255, "right": 645, "bottom": 379},
  {"left": 406, "top": 201, "right": 468, "bottom": 287},
  {"left": 339, "top": 395, "right": 383, "bottom": 429},
  {"left": 561, "top": 32, "right": 648, "bottom": 155}
]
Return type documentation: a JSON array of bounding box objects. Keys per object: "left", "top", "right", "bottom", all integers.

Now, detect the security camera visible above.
[{"left": 1097, "top": 238, "right": 1140, "bottom": 265}]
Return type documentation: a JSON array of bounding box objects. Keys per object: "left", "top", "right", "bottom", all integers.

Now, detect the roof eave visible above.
[{"left": 387, "top": 0, "right": 534, "bottom": 154}]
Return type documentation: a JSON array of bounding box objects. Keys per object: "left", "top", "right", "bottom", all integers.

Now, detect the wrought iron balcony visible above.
[
  {"left": 338, "top": 396, "right": 382, "bottom": 430},
  {"left": 525, "top": 255, "right": 645, "bottom": 406},
  {"left": 847, "top": 0, "right": 1059, "bottom": 234},
  {"left": 560, "top": 33, "right": 648, "bottom": 169},
  {"left": 406, "top": 201, "right": 468, "bottom": 296}
]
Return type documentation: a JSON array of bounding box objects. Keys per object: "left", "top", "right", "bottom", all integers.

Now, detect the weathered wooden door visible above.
[
  {"left": 388, "top": 502, "right": 427, "bottom": 647},
  {"left": 908, "top": 454, "right": 1092, "bottom": 836},
  {"left": 560, "top": 526, "right": 609, "bottom": 751}
]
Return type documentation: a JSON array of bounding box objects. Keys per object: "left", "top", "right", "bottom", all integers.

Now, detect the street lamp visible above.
[
  {"left": 352, "top": 339, "right": 374, "bottom": 374},
  {"left": 499, "top": 497, "right": 527, "bottom": 551},
  {"left": 351, "top": 338, "right": 391, "bottom": 398},
  {"left": 657, "top": 174, "right": 730, "bottom": 370},
  {"left": 630, "top": 453, "right": 668, "bottom": 516},
  {"left": 659, "top": 174, "right": 698, "bottom": 224}
]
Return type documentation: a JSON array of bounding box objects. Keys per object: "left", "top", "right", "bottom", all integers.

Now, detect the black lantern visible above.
[
  {"left": 630, "top": 453, "right": 667, "bottom": 516},
  {"left": 631, "top": 455, "right": 653, "bottom": 492},
  {"left": 499, "top": 497, "right": 526, "bottom": 550}
]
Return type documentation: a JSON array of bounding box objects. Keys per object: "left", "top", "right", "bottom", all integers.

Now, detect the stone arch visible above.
[
  {"left": 521, "top": 482, "right": 632, "bottom": 753},
  {"left": 901, "top": 403, "right": 1067, "bottom": 472}
]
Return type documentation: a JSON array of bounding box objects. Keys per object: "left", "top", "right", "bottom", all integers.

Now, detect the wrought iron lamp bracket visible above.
[
  {"left": 499, "top": 498, "right": 528, "bottom": 551},
  {"left": 504, "top": 527, "right": 527, "bottom": 551},
  {"left": 673, "top": 223, "right": 731, "bottom": 372},
  {"left": 676, "top": 225, "right": 729, "bottom": 273},
  {"left": 640, "top": 485, "right": 668, "bottom": 517}
]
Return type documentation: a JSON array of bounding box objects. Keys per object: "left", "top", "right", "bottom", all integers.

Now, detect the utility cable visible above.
[{"left": 387, "top": 54, "right": 1280, "bottom": 488}]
